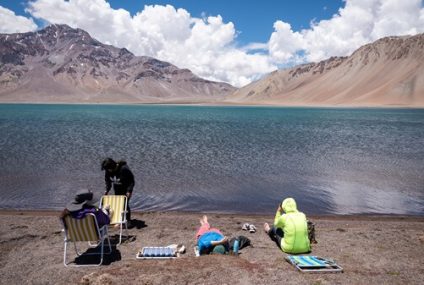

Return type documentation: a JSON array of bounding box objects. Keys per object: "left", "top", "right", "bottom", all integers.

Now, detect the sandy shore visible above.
[{"left": 0, "top": 210, "right": 423, "bottom": 285}]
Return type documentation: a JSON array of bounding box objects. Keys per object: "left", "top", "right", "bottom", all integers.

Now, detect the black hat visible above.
[{"left": 66, "top": 189, "right": 96, "bottom": 212}]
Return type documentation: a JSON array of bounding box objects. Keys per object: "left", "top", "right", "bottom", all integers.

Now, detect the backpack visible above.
[
  {"left": 307, "top": 220, "right": 317, "bottom": 244},
  {"left": 229, "top": 235, "right": 251, "bottom": 250}
]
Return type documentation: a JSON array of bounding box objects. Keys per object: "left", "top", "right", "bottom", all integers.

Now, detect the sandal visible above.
[
  {"left": 178, "top": 245, "right": 186, "bottom": 254},
  {"left": 242, "top": 223, "right": 250, "bottom": 231},
  {"left": 249, "top": 224, "right": 257, "bottom": 233}
]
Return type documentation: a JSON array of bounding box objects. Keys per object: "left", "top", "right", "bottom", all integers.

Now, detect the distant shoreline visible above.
[{"left": 0, "top": 101, "right": 423, "bottom": 109}]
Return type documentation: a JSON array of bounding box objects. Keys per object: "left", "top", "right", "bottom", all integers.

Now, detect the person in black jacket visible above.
[{"left": 101, "top": 158, "right": 135, "bottom": 224}]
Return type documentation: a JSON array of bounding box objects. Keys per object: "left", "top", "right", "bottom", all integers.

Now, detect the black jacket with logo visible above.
[{"left": 105, "top": 161, "right": 135, "bottom": 195}]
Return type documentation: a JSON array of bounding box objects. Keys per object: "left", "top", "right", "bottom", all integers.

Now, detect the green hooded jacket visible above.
[{"left": 273, "top": 198, "right": 311, "bottom": 254}]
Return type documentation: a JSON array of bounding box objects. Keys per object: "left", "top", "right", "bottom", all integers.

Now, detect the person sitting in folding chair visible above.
[
  {"left": 60, "top": 189, "right": 112, "bottom": 227},
  {"left": 60, "top": 189, "right": 113, "bottom": 267},
  {"left": 264, "top": 197, "right": 311, "bottom": 254}
]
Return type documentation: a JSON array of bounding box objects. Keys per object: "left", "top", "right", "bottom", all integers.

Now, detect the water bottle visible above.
[{"left": 233, "top": 239, "right": 239, "bottom": 255}]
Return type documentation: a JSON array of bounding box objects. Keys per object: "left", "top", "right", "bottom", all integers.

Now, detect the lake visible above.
[{"left": 0, "top": 104, "right": 423, "bottom": 215}]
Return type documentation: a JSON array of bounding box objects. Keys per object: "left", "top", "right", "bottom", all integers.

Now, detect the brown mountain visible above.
[
  {"left": 0, "top": 24, "right": 235, "bottom": 103},
  {"left": 227, "top": 34, "right": 424, "bottom": 107}
]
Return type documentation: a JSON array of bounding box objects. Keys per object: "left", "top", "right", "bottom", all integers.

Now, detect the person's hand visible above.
[
  {"left": 126, "top": 192, "right": 132, "bottom": 199},
  {"left": 104, "top": 191, "right": 109, "bottom": 196}
]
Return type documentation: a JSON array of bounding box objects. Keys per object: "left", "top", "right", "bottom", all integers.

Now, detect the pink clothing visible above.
[{"left": 195, "top": 223, "right": 222, "bottom": 240}]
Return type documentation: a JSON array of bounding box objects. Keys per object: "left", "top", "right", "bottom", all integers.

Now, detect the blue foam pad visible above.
[{"left": 137, "top": 247, "right": 176, "bottom": 259}]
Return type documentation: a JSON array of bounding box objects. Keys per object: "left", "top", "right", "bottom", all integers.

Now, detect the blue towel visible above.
[
  {"left": 286, "top": 255, "right": 343, "bottom": 273},
  {"left": 288, "top": 256, "right": 327, "bottom": 268}
]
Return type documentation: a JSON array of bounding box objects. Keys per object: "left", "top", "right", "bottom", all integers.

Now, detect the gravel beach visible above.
[{"left": 0, "top": 210, "right": 423, "bottom": 285}]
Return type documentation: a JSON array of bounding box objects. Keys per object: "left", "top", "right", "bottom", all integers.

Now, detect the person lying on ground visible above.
[{"left": 195, "top": 215, "right": 228, "bottom": 255}]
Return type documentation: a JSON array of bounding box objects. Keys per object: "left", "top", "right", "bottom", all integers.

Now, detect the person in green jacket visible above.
[{"left": 264, "top": 197, "right": 311, "bottom": 254}]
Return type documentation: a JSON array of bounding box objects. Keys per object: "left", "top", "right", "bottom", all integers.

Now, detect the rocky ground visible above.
[{"left": 0, "top": 210, "right": 423, "bottom": 285}]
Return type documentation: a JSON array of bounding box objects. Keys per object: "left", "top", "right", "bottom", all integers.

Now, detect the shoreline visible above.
[
  {"left": 1, "top": 101, "right": 423, "bottom": 109},
  {"left": 1, "top": 209, "right": 423, "bottom": 221},
  {"left": 1, "top": 210, "right": 423, "bottom": 284}
]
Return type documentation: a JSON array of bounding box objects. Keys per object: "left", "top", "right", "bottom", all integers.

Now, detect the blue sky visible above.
[
  {"left": 107, "top": 0, "right": 345, "bottom": 45},
  {"left": 0, "top": 0, "right": 423, "bottom": 86},
  {"left": 2, "top": 0, "right": 344, "bottom": 45}
]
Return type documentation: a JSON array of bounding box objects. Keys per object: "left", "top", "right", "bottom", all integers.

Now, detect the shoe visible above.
[
  {"left": 178, "top": 245, "right": 186, "bottom": 254},
  {"left": 166, "top": 244, "right": 185, "bottom": 255},
  {"left": 249, "top": 224, "right": 256, "bottom": 233},
  {"left": 242, "top": 223, "right": 250, "bottom": 231}
]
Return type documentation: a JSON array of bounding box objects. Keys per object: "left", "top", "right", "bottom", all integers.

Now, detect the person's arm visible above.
[
  {"left": 273, "top": 205, "right": 284, "bottom": 228},
  {"left": 60, "top": 208, "right": 70, "bottom": 219},
  {"left": 59, "top": 209, "right": 70, "bottom": 229},
  {"left": 95, "top": 208, "right": 110, "bottom": 227},
  {"left": 104, "top": 172, "right": 111, "bottom": 195},
  {"left": 121, "top": 168, "right": 135, "bottom": 197},
  {"left": 210, "top": 236, "right": 228, "bottom": 246}
]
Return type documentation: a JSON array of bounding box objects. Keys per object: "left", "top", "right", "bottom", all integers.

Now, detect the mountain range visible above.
[
  {"left": 0, "top": 24, "right": 423, "bottom": 107},
  {"left": 0, "top": 24, "right": 235, "bottom": 103},
  {"left": 228, "top": 33, "right": 424, "bottom": 107}
]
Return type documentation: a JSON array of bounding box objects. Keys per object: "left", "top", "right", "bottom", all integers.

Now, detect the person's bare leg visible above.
[
  {"left": 196, "top": 216, "right": 211, "bottom": 240},
  {"left": 264, "top": 223, "right": 270, "bottom": 233},
  {"left": 200, "top": 215, "right": 209, "bottom": 226}
]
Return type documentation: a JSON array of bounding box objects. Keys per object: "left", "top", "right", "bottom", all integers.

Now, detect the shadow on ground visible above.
[
  {"left": 73, "top": 244, "right": 121, "bottom": 266},
  {"left": 129, "top": 218, "right": 147, "bottom": 229}
]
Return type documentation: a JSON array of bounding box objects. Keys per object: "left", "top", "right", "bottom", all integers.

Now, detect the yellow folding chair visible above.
[
  {"left": 61, "top": 213, "right": 112, "bottom": 267},
  {"left": 99, "top": 195, "right": 129, "bottom": 245}
]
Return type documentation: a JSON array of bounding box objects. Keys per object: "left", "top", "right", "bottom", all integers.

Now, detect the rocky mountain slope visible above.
[
  {"left": 228, "top": 34, "right": 424, "bottom": 107},
  {"left": 0, "top": 24, "right": 235, "bottom": 103}
]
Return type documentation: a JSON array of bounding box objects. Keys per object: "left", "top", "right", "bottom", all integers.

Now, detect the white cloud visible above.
[
  {"left": 25, "top": 0, "right": 276, "bottom": 87},
  {"left": 371, "top": 0, "right": 423, "bottom": 39},
  {"left": 2, "top": 0, "right": 424, "bottom": 87},
  {"left": 243, "top": 42, "right": 268, "bottom": 51},
  {"left": 0, "top": 6, "right": 37, "bottom": 33},
  {"left": 269, "top": 21, "right": 305, "bottom": 63},
  {"left": 269, "top": 0, "right": 424, "bottom": 63}
]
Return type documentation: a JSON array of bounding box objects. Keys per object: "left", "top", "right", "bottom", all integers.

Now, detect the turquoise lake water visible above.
[{"left": 0, "top": 104, "right": 423, "bottom": 215}]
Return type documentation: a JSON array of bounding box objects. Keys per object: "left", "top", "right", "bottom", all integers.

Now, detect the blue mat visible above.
[{"left": 286, "top": 255, "right": 343, "bottom": 273}]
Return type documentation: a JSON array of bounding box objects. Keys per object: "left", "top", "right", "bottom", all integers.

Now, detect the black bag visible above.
[
  {"left": 307, "top": 220, "right": 317, "bottom": 244},
  {"left": 229, "top": 235, "right": 251, "bottom": 251}
]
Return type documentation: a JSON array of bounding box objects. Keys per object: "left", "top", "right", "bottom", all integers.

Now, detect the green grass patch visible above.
[{"left": 387, "top": 271, "right": 400, "bottom": 276}]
